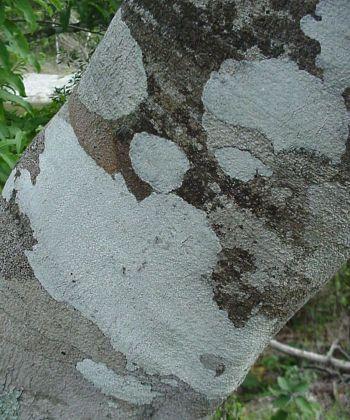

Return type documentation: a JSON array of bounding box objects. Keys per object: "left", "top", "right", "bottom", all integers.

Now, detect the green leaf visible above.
[
  {"left": 28, "top": 54, "right": 41, "bottom": 73},
  {"left": 89, "top": 1, "right": 108, "bottom": 18},
  {"left": 59, "top": 4, "right": 72, "bottom": 31},
  {"left": 242, "top": 372, "right": 261, "bottom": 390},
  {"left": 0, "top": 101, "right": 5, "bottom": 122},
  {"left": 295, "top": 396, "right": 314, "bottom": 414},
  {"left": 0, "top": 69, "right": 26, "bottom": 96},
  {"left": 0, "top": 139, "right": 17, "bottom": 150},
  {"left": 273, "top": 395, "right": 291, "bottom": 409},
  {"left": 0, "top": 164, "right": 11, "bottom": 184},
  {"left": 271, "top": 409, "right": 289, "bottom": 420},
  {"left": 14, "top": 130, "right": 26, "bottom": 154},
  {"left": 48, "top": 0, "right": 64, "bottom": 11},
  {"left": 0, "top": 151, "right": 17, "bottom": 169},
  {"left": 0, "top": 3, "right": 5, "bottom": 26},
  {"left": 33, "top": 0, "right": 54, "bottom": 16},
  {"left": 0, "top": 122, "right": 10, "bottom": 139},
  {"left": 0, "top": 89, "right": 33, "bottom": 114},
  {"left": 3, "top": 20, "right": 31, "bottom": 60},
  {"left": 14, "top": 0, "right": 38, "bottom": 30},
  {"left": 291, "top": 381, "right": 309, "bottom": 394},
  {"left": 0, "top": 41, "right": 11, "bottom": 70},
  {"left": 277, "top": 377, "right": 291, "bottom": 392}
]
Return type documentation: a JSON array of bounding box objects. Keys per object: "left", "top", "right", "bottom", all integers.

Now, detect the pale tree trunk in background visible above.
[{"left": 1, "top": 0, "right": 350, "bottom": 418}]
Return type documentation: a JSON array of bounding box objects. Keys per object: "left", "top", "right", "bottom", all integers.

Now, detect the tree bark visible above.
[{"left": 1, "top": 0, "right": 350, "bottom": 418}]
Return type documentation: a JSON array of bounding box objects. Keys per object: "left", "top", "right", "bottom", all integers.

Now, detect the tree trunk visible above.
[{"left": 1, "top": 0, "right": 350, "bottom": 418}]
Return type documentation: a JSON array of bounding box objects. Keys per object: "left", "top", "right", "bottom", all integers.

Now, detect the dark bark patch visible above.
[
  {"left": 121, "top": 0, "right": 326, "bottom": 214},
  {"left": 0, "top": 196, "right": 37, "bottom": 280},
  {"left": 339, "top": 129, "right": 350, "bottom": 183},
  {"left": 176, "top": 145, "right": 219, "bottom": 209},
  {"left": 211, "top": 246, "right": 315, "bottom": 328},
  {"left": 18, "top": 130, "right": 45, "bottom": 185},
  {"left": 212, "top": 247, "right": 257, "bottom": 327},
  {"left": 270, "top": 0, "right": 319, "bottom": 19},
  {"left": 123, "top": 0, "right": 322, "bottom": 120},
  {"left": 342, "top": 87, "right": 350, "bottom": 111},
  {"left": 251, "top": 10, "right": 321, "bottom": 77}
]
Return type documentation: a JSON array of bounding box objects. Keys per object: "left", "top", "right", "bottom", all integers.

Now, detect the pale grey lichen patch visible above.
[
  {"left": 215, "top": 147, "right": 273, "bottom": 182},
  {"left": 202, "top": 58, "right": 348, "bottom": 163},
  {"left": 77, "top": 9, "right": 147, "bottom": 120},
  {"left": 161, "top": 378, "right": 179, "bottom": 388},
  {"left": 130, "top": 132, "right": 190, "bottom": 193},
  {"left": 299, "top": 182, "right": 350, "bottom": 287},
  {"left": 0, "top": 389, "right": 21, "bottom": 420},
  {"left": 301, "top": 0, "right": 350, "bottom": 94},
  {"left": 11, "top": 115, "right": 277, "bottom": 399},
  {"left": 76, "top": 359, "right": 158, "bottom": 405},
  {"left": 2, "top": 170, "right": 16, "bottom": 201},
  {"left": 202, "top": 111, "right": 275, "bottom": 171},
  {"left": 57, "top": 102, "right": 70, "bottom": 123}
]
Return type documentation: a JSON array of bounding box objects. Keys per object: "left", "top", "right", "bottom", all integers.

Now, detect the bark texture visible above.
[{"left": 1, "top": 0, "right": 350, "bottom": 418}]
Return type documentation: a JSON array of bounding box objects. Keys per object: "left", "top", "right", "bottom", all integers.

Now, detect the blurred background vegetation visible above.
[{"left": 0, "top": 1, "right": 349, "bottom": 419}]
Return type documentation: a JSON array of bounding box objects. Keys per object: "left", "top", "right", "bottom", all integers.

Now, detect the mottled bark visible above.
[{"left": 1, "top": 0, "right": 350, "bottom": 418}]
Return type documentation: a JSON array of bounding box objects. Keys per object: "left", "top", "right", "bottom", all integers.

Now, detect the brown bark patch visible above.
[
  {"left": 69, "top": 92, "right": 119, "bottom": 174},
  {"left": 69, "top": 93, "right": 152, "bottom": 201}
]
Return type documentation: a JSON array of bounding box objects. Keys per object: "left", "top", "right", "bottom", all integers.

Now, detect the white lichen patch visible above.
[
  {"left": 10, "top": 115, "right": 277, "bottom": 399},
  {"left": 2, "top": 170, "right": 16, "bottom": 201},
  {"left": 0, "top": 389, "right": 21, "bottom": 419},
  {"left": 298, "top": 182, "right": 350, "bottom": 287},
  {"left": 130, "top": 132, "right": 190, "bottom": 193},
  {"left": 215, "top": 147, "right": 273, "bottom": 182},
  {"left": 76, "top": 359, "right": 158, "bottom": 404},
  {"left": 202, "top": 58, "right": 348, "bottom": 163},
  {"left": 301, "top": 0, "right": 350, "bottom": 94},
  {"left": 77, "top": 9, "right": 147, "bottom": 120},
  {"left": 202, "top": 111, "right": 275, "bottom": 173}
]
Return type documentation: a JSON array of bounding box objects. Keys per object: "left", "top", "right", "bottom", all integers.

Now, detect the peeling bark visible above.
[{"left": 1, "top": 0, "right": 350, "bottom": 418}]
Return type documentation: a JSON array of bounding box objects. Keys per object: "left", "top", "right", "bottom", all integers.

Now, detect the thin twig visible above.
[
  {"left": 270, "top": 339, "right": 350, "bottom": 373},
  {"left": 303, "top": 364, "right": 343, "bottom": 382},
  {"left": 326, "top": 340, "right": 339, "bottom": 360},
  {"left": 10, "top": 19, "right": 105, "bottom": 36},
  {"left": 335, "top": 344, "right": 350, "bottom": 361}
]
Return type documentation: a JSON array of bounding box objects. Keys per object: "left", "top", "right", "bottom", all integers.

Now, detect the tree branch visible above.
[
  {"left": 10, "top": 19, "right": 105, "bottom": 41},
  {"left": 270, "top": 340, "right": 350, "bottom": 373}
]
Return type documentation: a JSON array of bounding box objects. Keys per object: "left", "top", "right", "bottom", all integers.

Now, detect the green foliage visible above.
[
  {"left": 288, "top": 263, "right": 350, "bottom": 344},
  {"left": 67, "top": 0, "right": 123, "bottom": 30},
  {"left": 51, "top": 69, "right": 82, "bottom": 107},
  {"left": 0, "top": 0, "right": 120, "bottom": 191},
  {"left": 213, "top": 366, "right": 321, "bottom": 420},
  {"left": 212, "top": 395, "right": 245, "bottom": 420},
  {"left": 269, "top": 367, "right": 320, "bottom": 419},
  {"left": 0, "top": 0, "right": 65, "bottom": 190}
]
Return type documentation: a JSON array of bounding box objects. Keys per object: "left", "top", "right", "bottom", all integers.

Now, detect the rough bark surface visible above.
[{"left": 1, "top": 0, "right": 350, "bottom": 418}]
